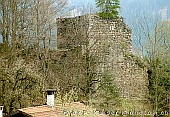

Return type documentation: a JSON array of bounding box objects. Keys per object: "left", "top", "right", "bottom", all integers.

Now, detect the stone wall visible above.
[
  {"left": 57, "top": 15, "right": 89, "bottom": 49},
  {"left": 56, "top": 14, "right": 149, "bottom": 110}
]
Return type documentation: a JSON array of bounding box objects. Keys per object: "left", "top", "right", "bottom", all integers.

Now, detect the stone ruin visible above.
[{"left": 56, "top": 14, "right": 150, "bottom": 110}]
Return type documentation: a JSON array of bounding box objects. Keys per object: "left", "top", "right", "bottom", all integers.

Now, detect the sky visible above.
[
  {"left": 68, "top": 0, "right": 95, "bottom": 7},
  {"left": 68, "top": 0, "right": 170, "bottom": 20},
  {"left": 67, "top": 0, "right": 170, "bottom": 29}
]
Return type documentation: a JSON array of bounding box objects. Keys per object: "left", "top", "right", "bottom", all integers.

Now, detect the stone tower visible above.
[{"left": 57, "top": 14, "right": 149, "bottom": 110}]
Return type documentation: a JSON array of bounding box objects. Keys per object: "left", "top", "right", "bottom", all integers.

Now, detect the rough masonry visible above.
[{"left": 57, "top": 14, "right": 149, "bottom": 110}]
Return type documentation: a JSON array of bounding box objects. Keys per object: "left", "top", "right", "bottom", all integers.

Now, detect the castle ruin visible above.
[{"left": 57, "top": 14, "right": 149, "bottom": 110}]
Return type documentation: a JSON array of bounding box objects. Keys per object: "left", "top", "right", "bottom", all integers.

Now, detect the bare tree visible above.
[
  {"left": 0, "top": 0, "right": 68, "bottom": 114},
  {"left": 132, "top": 16, "right": 170, "bottom": 116}
]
